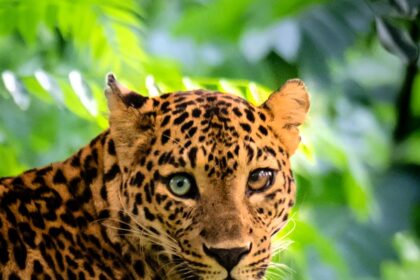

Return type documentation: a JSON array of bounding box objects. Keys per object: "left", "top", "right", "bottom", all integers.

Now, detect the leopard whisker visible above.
[
  {"left": 102, "top": 219, "right": 179, "bottom": 254},
  {"left": 122, "top": 206, "right": 179, "bottom": 245},
  {"left": 114, "top": 191, "right": 180, "bottom": 253},
  {"left": 271, "top": 240, "right": 293, "bottom": 256},
  {"left": 165, "top": 256, "right": 199, "bottom": 280}
]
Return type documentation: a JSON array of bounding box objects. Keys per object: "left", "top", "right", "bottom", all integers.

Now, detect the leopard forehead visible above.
[
  {"left": 153, "top": 90, "right": 267, "bottom": 128},
  {"left": 143, "top": 90, "right": 282, "bottom": 177}
]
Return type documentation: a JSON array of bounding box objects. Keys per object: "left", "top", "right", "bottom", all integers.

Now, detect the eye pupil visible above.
[
  {"left": 176, "top": 180, "right": 184, "bottom": 188},
  {"left": 250, "top": 173, "right": 259, "bottom": 182}
]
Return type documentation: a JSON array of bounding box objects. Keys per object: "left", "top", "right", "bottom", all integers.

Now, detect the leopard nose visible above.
[{"left": 203, "top": 244, "right": 251, "bottom": 272}]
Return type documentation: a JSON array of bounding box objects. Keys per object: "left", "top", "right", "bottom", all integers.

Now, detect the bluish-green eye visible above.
[{"left": 167, "top": 173, "right": 198, "bottom": 198}]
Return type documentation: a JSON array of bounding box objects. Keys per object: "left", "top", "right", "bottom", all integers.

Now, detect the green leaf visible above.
[
  {"left": 245, "top": 81, "right": 271, "bottom": 105},
  {"left": 218, "top": 79, "right": 244, "bottom": 98},
  {"left": 58, "top": 77, "right": 93, "bottom": 121},
  {"left": 343, "top": 163, "right": 371, "bottom": 220},
  {"left": 412, "top": 73, "right": 420, "bottom": 117},
  {"left": 381, "top": 232, "right": 420, "bottom": 280},
  {"left": 394, "top": 131, "right": 420, "bottom": 164},
  {"left": 175, "top": 0, "right": 253, "bottom": 42},
  {"left": 17, "top": 3, "right": 40, "bottom": 45},
  {"left": 21, "top": 74, "right": 54, "bottom": 104}
]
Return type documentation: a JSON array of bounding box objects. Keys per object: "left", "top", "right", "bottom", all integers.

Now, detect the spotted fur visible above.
[{"left": 0, "top": 74, "right": 309, "bottom": 280}]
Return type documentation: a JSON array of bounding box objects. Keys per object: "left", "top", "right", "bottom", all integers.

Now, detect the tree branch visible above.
[{"left": 393, "top": 18, "right": 419, "bottom": 143}]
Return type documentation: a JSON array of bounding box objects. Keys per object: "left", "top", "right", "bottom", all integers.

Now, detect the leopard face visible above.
[{"left": 105, "top": 75, "right": 309, "bottom": 280}]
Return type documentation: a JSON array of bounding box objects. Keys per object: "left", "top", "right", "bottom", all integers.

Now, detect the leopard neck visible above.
[
  {"left": 52, "top": 130, "right": 110, "bottom": 220},
  {"left": 66, "top": 129, "right": 159, "bottom": 278},
  {"left": 59, "top": 129, "right": 125, "bottom": 221},
  {"left": 0, "top": 129, "right": 156, "bottom": 278}
]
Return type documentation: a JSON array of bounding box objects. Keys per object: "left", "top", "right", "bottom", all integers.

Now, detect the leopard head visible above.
[{"left": 105, "top": 74, "right": 309, "bottom": 280}]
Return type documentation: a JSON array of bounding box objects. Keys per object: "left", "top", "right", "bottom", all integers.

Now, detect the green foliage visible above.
[
  {"left": 0, "top": 0, "right": 145, "bottom": 71},
  {"left": 381, "top": 233, "right": 420, "bottom": 280},
  {"left": 1, "top": 0, "right": 419, "bottom": 279}
]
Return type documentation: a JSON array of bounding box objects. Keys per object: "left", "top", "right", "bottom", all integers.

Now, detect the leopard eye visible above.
[
  {"left": 247, "top": 168, "right": 276, "bottom": 193},
  {"left": 167, "top": 173, "right": 198, "bottom": 198}
]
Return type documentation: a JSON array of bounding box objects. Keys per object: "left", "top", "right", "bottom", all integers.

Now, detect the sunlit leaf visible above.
[
  {"left": 182, "top": 77, "right": 202, "bottom": 90},
  {"left": 145, "top": 75, "right": 161, "bottom": 97},
  {"left": 21, "top": 75, "right": 54, "bottom": 104},
  {"left": 90, "top": 83, "right": 109, "bottom": 129},
  {"left": 1, "top": 71, "right": 30, "bottom": 110},
  {"left": 245, "top": 81, "right": 269, "bottom": 105},
  {"left": 0, "top": 144, "right": 27, "bottom": 176},
  {"left": 1, "top": 0, "right": 145, "bottom": 74},
  {"left": 57, "top": 77, "right": 93, "bottom": 120},
  {"left": 34, "top": 70, "right": 65, "bottom": 105},
  {"left": 298, "top": 138, "right": 315, "bottom": 164},
  {"left": 68, "top": 70, "right": 98, "bottom": 116},
  {"left": 218, "top": 79, "right": 244, "bottom": 97}
]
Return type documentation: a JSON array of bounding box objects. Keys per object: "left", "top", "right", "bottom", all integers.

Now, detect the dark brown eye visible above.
[{"left": 247, "top": 168, "right": 276, "bottom": 193}]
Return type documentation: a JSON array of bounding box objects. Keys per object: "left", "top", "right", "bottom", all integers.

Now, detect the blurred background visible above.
[{"left": 0, "top": 0, "right": 419, "bottom": 279}]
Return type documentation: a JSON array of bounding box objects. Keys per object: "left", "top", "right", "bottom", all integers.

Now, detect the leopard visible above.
[{"left": 0, "top": 74, "right": 310, "bottom": 280}]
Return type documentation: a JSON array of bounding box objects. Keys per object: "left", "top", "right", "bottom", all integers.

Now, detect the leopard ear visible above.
[
  {"left": 105, "top": 74, "right": 154, "bottom": 168},
  {"left": 260, "top": 79, "right": 310, "bottom": 156},
  {"left": 105, "top": 73, "right": 150, "bottom": 111}
]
